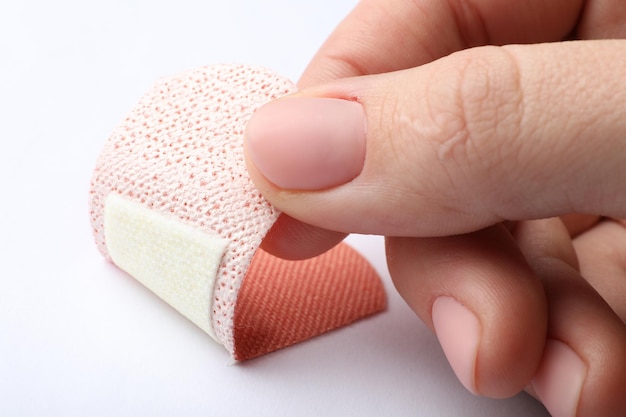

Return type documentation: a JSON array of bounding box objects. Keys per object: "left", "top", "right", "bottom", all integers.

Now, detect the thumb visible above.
[{"left": 244, "top": 41, "right": 626, "bottom": 237}]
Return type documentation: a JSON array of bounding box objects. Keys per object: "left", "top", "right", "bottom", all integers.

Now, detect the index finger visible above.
[{"left": 299, "top": 0, "right": 583, "bottom": 86}]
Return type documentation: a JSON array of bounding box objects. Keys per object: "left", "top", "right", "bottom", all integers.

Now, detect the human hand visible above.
[{"left": 243, "top": 1, "right": 626, "bottom": 416}]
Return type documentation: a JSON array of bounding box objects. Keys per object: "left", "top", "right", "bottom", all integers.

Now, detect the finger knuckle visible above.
[
  {"left": 440, "top": 47, "right": 524, "bottom": 163},
  {"left": 420, "top": 46, "right": 527, "bottom": 210}
]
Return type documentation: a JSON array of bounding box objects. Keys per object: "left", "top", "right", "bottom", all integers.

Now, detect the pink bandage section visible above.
[{"left": 89, "top": 64, "right": 386, "bottom": 359}]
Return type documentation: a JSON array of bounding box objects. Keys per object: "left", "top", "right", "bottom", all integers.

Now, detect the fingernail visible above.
[
  {"left": 530, "top": 340, "right": 586, "bottom": 417},
  {"left": 245, "top": 97, "right": 366, "bottom": 190},
  {"left": 432, "top": 297, "right": 481, "bottom": 394}
]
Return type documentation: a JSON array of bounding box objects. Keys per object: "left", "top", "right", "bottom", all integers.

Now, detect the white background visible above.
[{"left": 0, "top": 1, "right": 551, "bottom": 415}]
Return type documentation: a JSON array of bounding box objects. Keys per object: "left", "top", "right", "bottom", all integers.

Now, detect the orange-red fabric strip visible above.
[{"left": 233, "top": 243, "right": 387, "bottom": 361}]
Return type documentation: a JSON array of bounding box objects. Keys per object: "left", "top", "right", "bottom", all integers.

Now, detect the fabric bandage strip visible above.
[{"left": 89, "top": 64, "right": 387, "bottom": 360}]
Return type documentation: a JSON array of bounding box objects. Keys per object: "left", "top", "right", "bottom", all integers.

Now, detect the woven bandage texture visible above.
[
  {"left": 90, "top": 64, "right": 386, "bottom": 359},
  {"left": 234, "top": 244, "right": 386, "bottom": 360}
]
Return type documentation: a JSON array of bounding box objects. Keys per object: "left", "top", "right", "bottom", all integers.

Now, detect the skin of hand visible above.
[{"left": 243, "top": 1, "right": 626, "bottom": 416}]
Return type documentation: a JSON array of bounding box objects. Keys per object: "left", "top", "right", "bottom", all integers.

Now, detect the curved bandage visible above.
[{"left": 89, "top": 64, "right": 386, "bottom": 360}]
